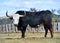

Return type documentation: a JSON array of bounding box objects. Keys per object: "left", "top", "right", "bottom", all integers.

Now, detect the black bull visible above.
[{"left": 6, "top": 10, "right": 53, "bottom": 38}]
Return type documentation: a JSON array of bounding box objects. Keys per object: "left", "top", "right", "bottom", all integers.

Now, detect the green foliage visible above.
[
  {"left": 30, "top": 8, "right": 37, "bottom": 12},
  {"left": 52, "top": 13, "right": 56, "bottom": 18},
  {"left": 0, "top": 17, "right": 12, "bottom": 25}
]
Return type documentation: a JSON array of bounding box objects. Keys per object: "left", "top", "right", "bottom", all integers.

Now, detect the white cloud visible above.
[
  {"left": 0, "top": 0, "right": 60, "bottom": 9},
  {"left": 0, "top": 0, "right": 60, "bottom": 17},
  {"left": 0, "top": 0, "right": 22, "bottom": 7},
  {"left": 24, "top": 0, "right": 60, "bottom": 10},
  {"left": 3, "top": 2, "right": 20, "bottom": 7}
]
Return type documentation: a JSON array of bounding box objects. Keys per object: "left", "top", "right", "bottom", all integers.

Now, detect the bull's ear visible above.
[{"left": 9, "top": 17, "right": 13, "bottom": 20}]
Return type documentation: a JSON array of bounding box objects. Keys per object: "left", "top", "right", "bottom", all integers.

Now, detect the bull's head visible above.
[{"left": 6, "top": 11, "right": 25, "bottom": 26}]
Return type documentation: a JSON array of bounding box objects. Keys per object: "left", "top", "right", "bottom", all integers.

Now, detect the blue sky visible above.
[{"left": 0, "top": 0, "right": 60, "bottom": 17}]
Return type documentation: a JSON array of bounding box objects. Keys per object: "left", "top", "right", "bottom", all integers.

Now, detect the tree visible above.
[
  {"left": 30, "top": 8, "right": 37, "bottom": 12},
  {"left": 51, "top": 9, "right": 55, "bottom": 13},
  {"left": 57, "top": 9, "right": 60, "bottom": 15},
  {"left": 51, "top": 9, "right": 56, "bottom": 18}
]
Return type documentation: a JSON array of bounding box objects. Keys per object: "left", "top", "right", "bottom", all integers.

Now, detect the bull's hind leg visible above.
[
  {"left": 49, "top": 28, "right": 53, "bottom": 38},
  {"left": 48, "top": 24, "right": 53, "bottom": 38},
  {"left": 45, "top": 29, "right": 48, "bottom": 37},
  {"left": 44, "top": 26, "right": 48, "bottom": 37}
]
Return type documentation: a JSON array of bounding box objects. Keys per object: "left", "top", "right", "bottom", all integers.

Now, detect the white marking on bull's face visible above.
[{"left": 13, "top": 14, "right": 24, "bottom": 25}]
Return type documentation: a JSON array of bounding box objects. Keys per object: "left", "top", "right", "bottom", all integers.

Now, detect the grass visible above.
[{"left": 0, "top": 32, "right": 60, "bottom": 43}]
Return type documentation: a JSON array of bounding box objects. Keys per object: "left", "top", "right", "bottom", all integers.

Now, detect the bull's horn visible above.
[
  {"left": 19, "top": 15, "right": 25, "bottom": 17},
  {"left": 6, "top": 11, "right": 12, "bottom": 17},
  {"left": 24, "top": 11, "right": 26, "bottom": 15}
]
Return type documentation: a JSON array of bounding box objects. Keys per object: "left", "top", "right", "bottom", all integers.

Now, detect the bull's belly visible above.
[{"left": 29, "top": 24, "right": 39, "bottom": 28}]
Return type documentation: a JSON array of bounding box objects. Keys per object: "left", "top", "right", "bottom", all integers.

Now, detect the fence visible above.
[
  {"left": 0, "top": 24, "right": 17, "bottom": 32},
  {"left": 0, "top": 24, "right": 45, "bottom": 33},
  {"left": 0, "top": 23, "right": 60, "bottom": 33}
]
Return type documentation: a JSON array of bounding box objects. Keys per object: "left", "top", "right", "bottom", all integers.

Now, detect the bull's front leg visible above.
[
  {"left": 21, "top": 26, "right": 26, "bottom": 38},
  {"left": 21, "top": 30, "right": 26, "bottom": 38}
]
